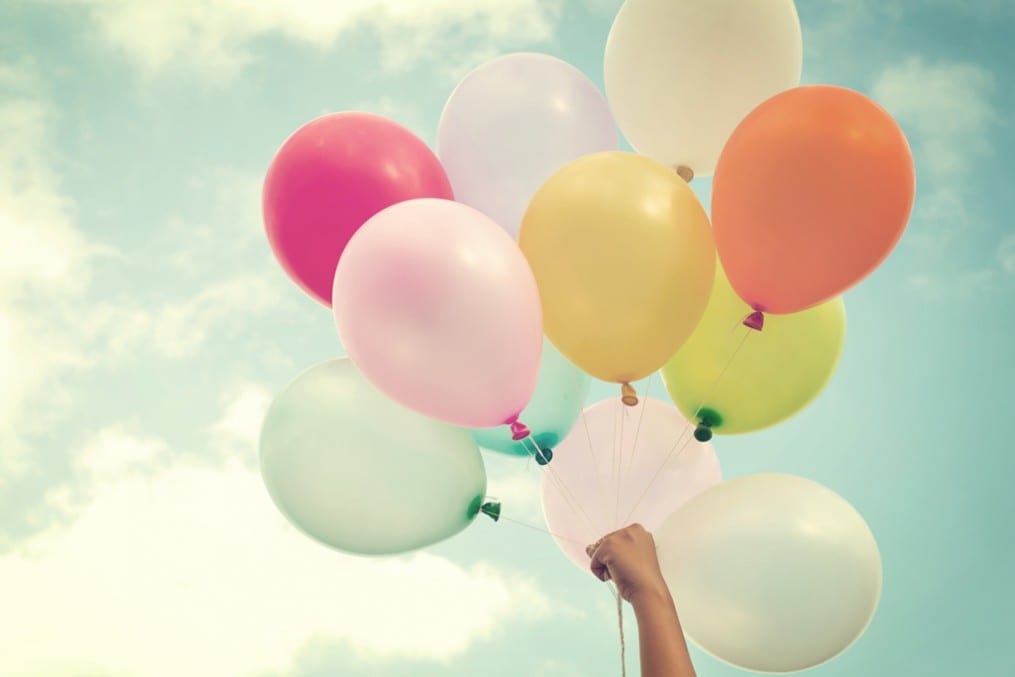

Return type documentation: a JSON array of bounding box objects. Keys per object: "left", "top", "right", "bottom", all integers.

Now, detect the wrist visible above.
[{"left": 629, "top": 581, "right": 674, "bottom": 613}]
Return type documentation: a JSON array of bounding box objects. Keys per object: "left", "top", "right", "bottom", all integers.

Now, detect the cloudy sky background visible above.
[{"left": 1, "top": 1, "right": 1013, "bottom": 675}]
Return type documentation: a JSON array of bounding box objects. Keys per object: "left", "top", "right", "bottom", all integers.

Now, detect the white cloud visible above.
[
  {"left": 0, "top": 72, "right": 284, "bottom": 483},
  {"left": 872, "top": 57, "right": 1002, "bottom": 285},
  {"left": 873, "top": 57, "right": 997, "bottom": 182},
  {"left": 483, "top": 453, "right": 544, "bottom": 522},
  {"left": 907, "top": 268, "right": 999, "bottom": 301},
  {"left": 55, "top": 0, "right": 561, "bottom": 79},
  {"left": 75, "top": 425, "right": 170, "bottom": 478},
  {"left": 999, "top": 233, "right": 1015, "bottom": 276},
  {"left": 210, "top": 382, "right": 274, "bottom": 462},
  {"left": 534, "top": 658, "right": 587, "bottom": 677},
  {"left": 85, "top": 273, "right": 287, "bottom": 360},
  {"left": 0, "top": 428, "right": 551, "bottom": 676},
  {"left": 0, "top": 72, "right": 95, "bottom": 476}
]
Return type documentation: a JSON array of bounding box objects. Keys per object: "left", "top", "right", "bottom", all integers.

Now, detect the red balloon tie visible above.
[
  {"left": 510, "top": 421, "right": 531, "bottom": 441},
  {"left": 743, "top": 310, "right": 765, "bottom": 331}
]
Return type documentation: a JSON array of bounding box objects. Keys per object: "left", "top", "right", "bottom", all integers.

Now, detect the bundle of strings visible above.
[{"left": 616, "top": 586, "right": 627, "bottom": 677}]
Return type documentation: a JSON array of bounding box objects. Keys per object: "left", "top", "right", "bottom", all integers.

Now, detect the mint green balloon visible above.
[
  {"left": 471, "top": 339, "right": 591, "bottom": 457},
  {"left": 259, "top": 358, "right": 487, "bottom": 555}
]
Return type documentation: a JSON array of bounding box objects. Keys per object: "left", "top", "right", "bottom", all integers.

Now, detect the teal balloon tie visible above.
[{"left": 480, "top": 501, "right": 502, "bottom": 522}]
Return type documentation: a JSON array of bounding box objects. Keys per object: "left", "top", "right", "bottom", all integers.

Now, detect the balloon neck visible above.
[
  {"left": 621, "top": 382, "right": 639, "bottom": 406},
  {"left": 695, "top": 408, "right": 722, "bottom": 442},
  {"left": 675, "top": 165, "right": 694, "bottom": 182},
  {"left": 509, "top": 420, "right": 531, "bottom": 441},
  {"left": 533, "top": 446, "right": 553, "bottom": 466},
  {"left": 743, "top": 310, "right": 765, "bottom": 331},
  {"left": 479, "top": 501, "right": 502, "bottom": 522}
]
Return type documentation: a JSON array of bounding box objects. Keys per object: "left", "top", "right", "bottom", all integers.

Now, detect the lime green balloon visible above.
[
  {"left": 471, "top": 338, "right": 590, "bottom": 458},
  {"left": 661, "top": 266, "right": 845, "bottom": 435},
  {"left": 259, "top": 358, "right": 487, "bottom": 555}
]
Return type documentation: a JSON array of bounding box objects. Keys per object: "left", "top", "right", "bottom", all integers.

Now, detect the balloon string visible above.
[
  {"left": 689, "top": 326, "right": 754, "bottom": 423},
  {"left": 580, "top": 406, "right": 613, "bottom": 523},
  {"left": 621, "top": 328, "right": 754, "bottom": 525},
  {"left": 519, "top": 435, "right": 598, "bottom": 534},
  {"left": 621, "top": 422, "right": 695, "bottom": 526},
  {"left": 495, "top": 513, "right": 587, "bottom": 546},
  {"left": 616, "top": 585, "right": 627, "bottom": 677},
  {"left": 611, "top": 398, "right": 620, "bottom": 527},
  {"left": 581, "top": 407, "right": 600, "bottom": 468},
  {"left": 619, "top": 374, "right": 653, "bottom": 515},
  {"left": 613, "top": 397, "right": 621, "bottom": 527}
]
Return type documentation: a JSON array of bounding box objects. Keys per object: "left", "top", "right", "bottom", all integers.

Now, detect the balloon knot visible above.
[
  {"left": 480, "top": 501, "right": 501, "bottom": 522},
  {"left": 621, "top": 382, "right": 639, "bottom": 406},
  {"left": 743, "top": 310, "right": 765, "bottom": 331},
  {"left": 510, "top": 421, "right": 531, "bottom": 441},
  {"left": 675, "top": 165, "right": 694, "bottom": 182},
  {"left": 695, "top": 408, "right": 721, "bottom": 442},
  {"left": 694, "top": 424, "right": 713, "bottom": 442},
  {"left": 534, "top": 447, "right": 553, "bottom": 465}
]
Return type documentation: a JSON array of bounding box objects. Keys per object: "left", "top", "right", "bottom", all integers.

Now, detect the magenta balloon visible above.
[
  {"left": 332, "top": 198, "right": 543, "bottom": 428},
  {"left": 541, "top": 396, "right": 722, "bottom": 570},
  {"left": 263, "top": 112, "right": 453, "bottom": 306}
]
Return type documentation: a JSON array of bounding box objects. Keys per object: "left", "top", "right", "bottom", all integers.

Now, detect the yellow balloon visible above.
[
  {"left": 661, "top": 265, "right": 845, "bottom": 435},
  {"left": 519, "top": 152, "right": 714, "bottom": 385}
]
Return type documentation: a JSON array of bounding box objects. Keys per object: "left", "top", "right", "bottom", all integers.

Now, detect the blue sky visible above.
[{"left": 0, "top": 0, "right": 1013, "bottom": 675}]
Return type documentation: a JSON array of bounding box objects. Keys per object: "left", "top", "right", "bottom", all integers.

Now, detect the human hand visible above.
[{"left": 586, "top": 524, "right": 671, "bottom": 608}]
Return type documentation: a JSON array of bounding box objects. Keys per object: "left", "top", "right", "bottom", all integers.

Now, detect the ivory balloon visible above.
[
  {"left": 656, "top": 474, "right": 883, "bottom": 673},
  {"left": 604, "top": 0, "right": 802, "bottom": 176},
  {"left": 437, "top": 53, "right": 618, "bottom": 238}
]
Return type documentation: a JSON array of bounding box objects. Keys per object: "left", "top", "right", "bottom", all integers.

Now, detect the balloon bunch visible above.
[{"left": 258, "top": 0, "right": 914, "bottom": 673}]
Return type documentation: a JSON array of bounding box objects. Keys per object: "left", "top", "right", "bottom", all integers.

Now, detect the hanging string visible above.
[
  {"left": 620, "top": 327, "right": 755, "bottom": 525},
  {"left": 616, "top": 585, "right": 627, "bottom": 677},
  {"left": 580, "top": 404, "right": 613, "bottom": 527},
  {"left": 689, "top": 326, "right": 754, "bottom": 424},
  {"left": 519, "top": 435, "right": 599, "bottom": 534},
  {"left": 614, "top": 397, "right": 627, "bottom": 529},
  {"left": 611, "top": 398, "right": 621, "bottom": 527},
  {"left": 495, "top": 513, "right": 588, "bottom": 546},
  {"left": 581, "top": 406, "right": 600, "bottom": 468},
  {"left": 620, "top": 374, "right": 653, "bottom": 506}
]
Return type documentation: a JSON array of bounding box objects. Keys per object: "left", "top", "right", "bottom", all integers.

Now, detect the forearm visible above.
[{"left": 632, "top": 589, "right": 696, "bottom": 677}]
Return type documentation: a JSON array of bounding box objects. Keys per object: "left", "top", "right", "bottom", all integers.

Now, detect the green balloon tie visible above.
[
  {"left": 694, "top": 425, "right": 713, "bottom": 442},
  {"left": 695, "top": 408, "right": 722, "bottom": 442},
  {"left": 480, "top": 501, "right": 502, "bottom": 522},
  {"left": 535, "top": 447, "right": 553, "bottom": 465}
]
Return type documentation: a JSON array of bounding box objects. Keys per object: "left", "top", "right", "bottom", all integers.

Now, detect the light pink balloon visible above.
[
  {"left": 541, "top": 396, "right": 722, "bottom": 570},
  {"left": 333, "top": 198, "right": 543, "bottom": 428}
]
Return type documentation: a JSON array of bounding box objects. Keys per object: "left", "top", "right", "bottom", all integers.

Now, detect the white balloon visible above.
[
  {"left": 656, "top": 474, "right": 882, "bottom": 673},
  {"left": 604, "top": 0, "right": 802, "bottom": 176},
  {"left": 437, "top": 53, "right": 618, "bottom": 238}
]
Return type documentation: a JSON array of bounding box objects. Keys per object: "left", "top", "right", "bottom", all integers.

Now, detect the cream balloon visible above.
[
  {"left": 656, "top": 474, "right": 882, "bottom": 673},
  {"left": 604, "top": 0, "right": 802, "bottom": 176}
]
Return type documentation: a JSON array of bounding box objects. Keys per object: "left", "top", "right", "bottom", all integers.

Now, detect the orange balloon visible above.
[{"left": 712, "top": 85, "right": 915, "bottom": 314}]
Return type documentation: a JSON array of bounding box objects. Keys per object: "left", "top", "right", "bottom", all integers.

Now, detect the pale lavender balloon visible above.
[
  {"left": 541, "top": 396, "right": 722, "bottom": 570},
  {"left": 332, "top": 198, "right": 543, "bottom": 429},
  {"left": 437, "top": 52, "right": 618, "bottom": 238}
]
